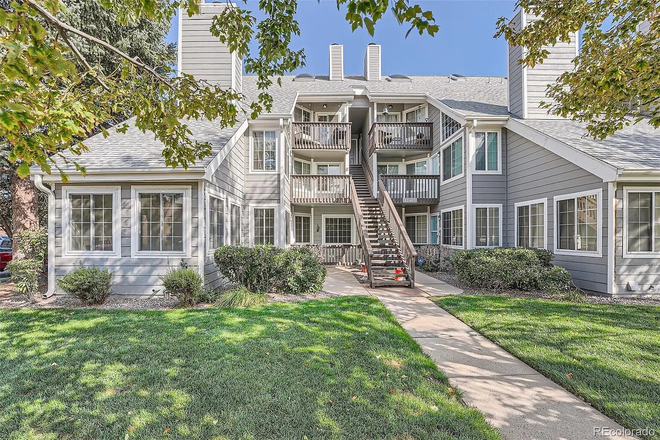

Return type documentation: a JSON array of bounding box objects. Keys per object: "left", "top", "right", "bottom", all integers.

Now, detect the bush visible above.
[
  {"left": 161, "top": 267, "right": 203, "bottom": 306},
  {"left": 8, "top": 259, "right": 43, "bottom": 301},
  {"left": 13, "top": 228, "right": 48, "bottom": 260},
  {"left": 216, "top": 286, "right": 268, "bottom": 308},
  {"left": 195, "top": 288, "right": 224, "bottom": 304},
  {"left": 57, "top": 266, "right": 113, "bottom": 305},
  {"left": 452, "top": 248, "right": 576, "bottom": 293},
  {"left": 214, "top": 245, "right": 327, "bottom": 294}
]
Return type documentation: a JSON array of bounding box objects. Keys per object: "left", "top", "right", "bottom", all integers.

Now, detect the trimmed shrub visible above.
[
  {"left": 57, "top": 266, "right": 113, "bottom": 305},
  {"left": 216, "top": 286, "right": 268, "bottom": 308},
  {"left": 452, "top": 248, "right": 576, "bottom": 294},
  {"left": 161, "top": 267, "right": 203, "bottom": 306},
  {"left": 8, "top": 259, "right": 43, "bottom": 301},
  {"left": 214, "top": 245, "right": 327, "bottom": 295},
  {"left": 195, "top": 288, "right": 224, "bottom": 304}
]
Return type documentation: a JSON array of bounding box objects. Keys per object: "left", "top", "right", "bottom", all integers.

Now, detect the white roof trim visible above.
[
  {"left": 425, "top": 94, "right": 467, "bottom": 125},
  {"left": 506, "top": 118, "right": 619, "bottom": 181},
  {"left": 204, "top": 118, "right": 249, "bottom": 180}
]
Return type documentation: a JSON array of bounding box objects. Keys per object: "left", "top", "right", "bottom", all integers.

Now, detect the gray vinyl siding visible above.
[
  {"left": 244, "top": 131, "right": 281, "bottom": 203},
  {"left": 429, "top": 106, "right": 466, "bottom": 212},
  {"left": 53, "top": 182, "right": 200, "bottom": 296},
  {"left": 204, "top": 135, "right": 246, "bottom": 290},
  {"left": 507, "top": 11, "right": 524, "bottom": 118},
  {"left": 505, "top": 129, "right": 609, "bottom": 293},
  {"left": 525, "top": 42, "right": 576, "bottom": 119},
  {"left": 614, "top": 182, "right": 660, "bottom": 295},
  {"left": 180, "top": 3, "right": 234, "bottom": 88}
]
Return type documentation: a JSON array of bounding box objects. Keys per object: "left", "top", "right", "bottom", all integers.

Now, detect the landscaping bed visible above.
[
  {"left": 433, "top": 295, "right": 660, "bottom": 439},
  {"left": 0, "top": 297, "right": 499, "bottom": 439}
]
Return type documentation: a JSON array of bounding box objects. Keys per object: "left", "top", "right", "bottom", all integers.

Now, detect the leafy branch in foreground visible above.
[{"left": 496, "top": 1, "right": 659, "bottom": 138}]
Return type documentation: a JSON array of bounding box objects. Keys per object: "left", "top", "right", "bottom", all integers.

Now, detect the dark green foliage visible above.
[
  {"left": 161, "top": 267, "right": 202, "bottom": 306},
  {"left": 452, "top": 248, "right": 576, "bottom": 294},
  {"left": 195, "top": 287, "right": 224, "bottom": 304},
  {"left": 213, "top": 245, "right": 327, "bottom": 294},
  {"left": 57, "top": 266, "right": 113, "bottom": 305},
  {"left": 216, "top": 286, "right": 268, "bottom": 308},
  {"left": 7, "top": 259, "right": 43, "bottom": 299}
]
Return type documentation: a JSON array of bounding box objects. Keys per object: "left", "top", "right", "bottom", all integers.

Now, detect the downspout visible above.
[{"left": 33, "top": 175, "right": 56, "bottom": 298}]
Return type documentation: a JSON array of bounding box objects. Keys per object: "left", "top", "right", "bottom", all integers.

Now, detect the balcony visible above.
[
  {"left": 379, "top": 175, "right": 440, "bottom": 204},
  {"left": 292, "top": 122, "right": 351, "bottom": 150},
  {"left": 291, "top": 175, "right": 350, "bottom": 204},
  {"left": 368, "top": 122, "right": 433, "bottom": 155}
]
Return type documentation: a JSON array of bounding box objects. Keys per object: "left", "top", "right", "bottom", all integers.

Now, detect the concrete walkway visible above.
[{"left": 367, "top": 285, "right": 635, "bottom": 440}]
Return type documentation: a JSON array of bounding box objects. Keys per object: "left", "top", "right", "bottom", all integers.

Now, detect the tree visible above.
[
  {"left": 497, "top": 1, "right": 659, "bottom": 139},
  {"left": 0, "top": 0, "right": 438, "bottom": 182}
]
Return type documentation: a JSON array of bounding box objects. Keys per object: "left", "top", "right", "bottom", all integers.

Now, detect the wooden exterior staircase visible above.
[{"left": 349, "top": 165, "right": 416, "bottom": 288}]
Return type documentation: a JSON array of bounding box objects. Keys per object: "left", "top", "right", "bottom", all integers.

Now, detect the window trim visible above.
[
  {"left": 294, "top": 213, "right": 312, "bottom": 244},
  {"left": 473, "top": 130, "right": 502, "bottom": 175},
  {"left": 206, "top": 190, "right": 227, "bottom": 256},
  {"left": 404, "top": 213, "right": 429, "bottom": 244},
  {"left": 440, "top": 134, "right": 464, "bottom": 185},
  {"left": 622, "top": 186, "right": 660, "bottom": 258},
  {"left": 230, "top": 202, "right": 242, "bottom": 246},
  {"left": 404, "top": 158, "right": 429, "bottom": 175},
  {"left": 249, "top": 129, "right": 278, "bottom": 173},
  {"left": 473, "top": 204, "right": 502, "bottom": 248},
  {"left": 402, "top": 104, "right": 428, "bottom": 122},
  {"left": 62, "top": 186, "right": 121, "bottom": 258},
  {"left": 250, "top": 204, "right": 278, "bottom": 246},
  {"left": 440, "top": 205, "right": 465, "bottom": 250},
  {"left": 315, "top": 162, "right": 343, "bottom": 175},
  {"left": 377, "top": 163, "right": 400, "bottom": 175},
  {"left": 131, "top": 185, "right": 192, "bottom": 258},
  {"left": 553, "top": 188, "right": 603, "bottom": 258},
  {"left": 321, "top": 214, "right": 355, "bottom": 245},
  {"left": 514, "top": 198, "right": 548, "bottom": 250},
  {"left": 441, "top": 112, "right": 462, "bottom": 142},
  {"left": 430, "top": 213, "right": 439, "bottom": 244},
  {"left": 293, "top": 157, "right": 312, "bottom": 175}
]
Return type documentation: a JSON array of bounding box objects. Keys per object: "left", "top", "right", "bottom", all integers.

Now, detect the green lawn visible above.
[
  {"left": 0, "top": 297, "right": 499, "bottom": 440},
  {"left": 433, "top": 295, "right": 660, "bottom": 438}
]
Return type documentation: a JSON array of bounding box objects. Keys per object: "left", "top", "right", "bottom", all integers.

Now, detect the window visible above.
[
  {"left": 324, "top": 217, "right": 352, "bottom": 244},
  {"left": 406, "top": 160, "right": 427, "bottom": 175},
  {"left": 377, "top": 113, "right": 399, "bottom": 123},
  {"left": 624, "top": 189, "right": 660, "bottom": 256},
  {"left": 474, "top": 206, "right": 500, "bottom": 247},
  {"left": 404, "top": 105, "right": 427, "bottom": 122},
  {"left": 294, "top": 106, "right": 311, "bottom": 122},
  {"left": 65, "top": 187, "right": 119, "bottom": 255},
  {"left": 442, "top": 113, "right": 461, "bottom": 141},
  {"left": 475, "top": 132, "right": 499, "bottom": 172},
  {"left": 230, "top": 204, "right": 241, "bottom": 245},
  {"left": 137, "top": 192, "right": 185, "bottom": 253},
  {"left": 252, "top": 131, "right": 277, "bottom": 172},
  {"left": 377, "top": 164, "right": 399, "bottom": 175},
  {"left": 254, "top": 208, "right": 275, "bottom": 245},
  {"left": 442, "top": 208, "right": 463, "bottom": 247},
  {"left": 208, "top": 196, "right": 225, "bottom": 251},
  {"left": 294, "top": 159, "right": 311, "bottom": 175},
  {"left": 555, "top": 191, "right": 600, "bottom": 254},
  {"left": 405, "top": 214, "right": 428, "bottom": 244},
  {"left": 295, "top": 215, "right": 311, "bottom": 244},
  {"left": 317, "top": 164, "right": 342, "bottom": 175},
  {"left": 442, "top": 137, "right": 463, "bottom": 182},
  {"left": 430, "top": 214, "right": 439, "bottom": 244},
  {"left": 516, "top": 200, "right": 546, "bottom": 249}
]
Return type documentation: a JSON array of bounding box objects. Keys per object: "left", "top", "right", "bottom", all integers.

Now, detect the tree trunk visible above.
[{"left": 11, "top": 173, "right": 39, "bottom": 257}]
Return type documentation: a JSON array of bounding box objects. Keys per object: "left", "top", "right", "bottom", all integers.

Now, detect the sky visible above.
[{"left": 167, "top": 1, "right": 518, "bottom": 77}]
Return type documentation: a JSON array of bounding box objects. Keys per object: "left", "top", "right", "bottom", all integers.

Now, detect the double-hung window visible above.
[
  {"left": 252, "top": 131, "right": 277, "bottom": 172},
  {"left": 516, "top": 200, "right": 546, "bottom": 249},
  {"left": 442, "top": 137, "right": 463, "bottom": 182},
  {"left": 624, "top": 188, "right": 660, "bottom": 256},
  {"left": 133, "top": 187, "right": 190, "bottom": 256},
  {"left": 475, "top": 132, "right": 499, "bottom": 172},
  {"left": 208, "top": 195, "right": 225, "bottom": 251},
  {"left": 405, "top": 214, "right": 428, "bottom": 244},
  {"left": 254, "top": 208, "right": 275, "bottom": 245},
  {"left": 295, "top": 215, "right": 311, "bottom": 244},
  {"left": 441, "top": 207, "right": 464, "bottom": 248},
  {"left": 64, "top": 187, "right": 120, "bottom": 256},
  {"left": 474, "top": 205, "right": 500, "bottom": 247},
  {"left": 555, "top": 190, "right": 601, "bottom": 255},
  {"left": 324, "top": 216, "right": 352, "bottom": 244}
]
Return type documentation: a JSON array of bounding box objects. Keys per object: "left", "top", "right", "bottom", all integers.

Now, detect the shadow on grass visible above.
[{"left": 0, "top": 297, "right": 499, "bottom": 439}]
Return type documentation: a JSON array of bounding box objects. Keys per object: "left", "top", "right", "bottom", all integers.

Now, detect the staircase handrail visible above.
[
  {"left": 349, "top": 177, "right": 375, "bottom": 288},
  {"left": 377, "top": 179, "right": 417, "bottom": 287}
]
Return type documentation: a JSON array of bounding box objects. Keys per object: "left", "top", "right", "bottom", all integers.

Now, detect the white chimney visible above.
[
  {"left": 364, "top": 43, "right": 381, "bottom": 81},
  {"left": 329, "top": 43, "right": 344, "bottom": 81},
  {"left": 179, "top": 2, "right": 242, "bottom": 92},
  {"left": 507, "top": 10, "right": 577, "bottom": 119}
]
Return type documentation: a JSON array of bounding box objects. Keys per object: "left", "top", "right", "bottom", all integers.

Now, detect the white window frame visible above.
[
  {"left": 405, "top": 158, "right": 429, "bottom": 175},
  {"left": 553, "top": 188, "right": 603, "bottom": 258},
  {"left": 430, "top": 213, "right": 439, "bottom": 244},
  {"left": 321, "top": 214, "right": 355, "bottom": 245},
  {"left": 62, "top": 186, "right": 121, "bottom": 258},
  {"left": 440, "top": 205, "right": 465, "bottom": 250},
  {"left": 441, "top": 112, "right": 462, "bottom": 142},
  {"left": 295, "top": 105, "right": 312, "bottom": 122},
  {"left": 249, "top": 129, "right": 278, "bottom": 173},
  {"left": 514, "top": 198, "right": 548, "bottom": 250},
  {"left": 230, "top": 202, "right": 242, "bottom": 246},
  {"left": 293, "top": 157, "right": 312, "bottom": 175},
  {"left": 473, "top": 130, "right": 502, "bottom": 174},
  {"left": 622, "top": 187, "right": 660, "bottom": 258},
  {"left": 294, "top": 213, "right": 312, "bottom": 244},
  {"left": 131, "top": 185, "right": 192, "bottom": 258},
  {"left": 440, "top": 133, "right": 464, "bottom": 185},
  {"left": 206, "top": 190, "right": 227, "bottom": 256},
  {"left": 473, "top": 204, "right": 502, "bottom": 248},
  {"left": 404, "top": 213, "right": 429, "bottom": 244},
  {"left": 402, "top": 104, "right": 428, "bottom": 122},
  {"left": 316, "top": 162, "right": 343, "bottom": 175},
  {"left": 250, "top": 204, "right": 278, "bottom": 246},
  {"left": 377, "top": 163, "right": 400, "bottom": 175}
]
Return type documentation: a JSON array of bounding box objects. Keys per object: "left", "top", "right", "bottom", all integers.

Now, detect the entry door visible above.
[{"left": 350, "top": 138, "right": 360, "bottom": 165}]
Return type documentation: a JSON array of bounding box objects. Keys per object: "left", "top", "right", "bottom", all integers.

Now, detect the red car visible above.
[{"left": 0, "top": 236, "right": 12, "bottom": 271}]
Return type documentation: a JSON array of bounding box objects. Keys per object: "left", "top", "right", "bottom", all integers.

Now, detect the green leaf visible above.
[{"left": 16, "top": 162, "right": 31, "bottom": 178}]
